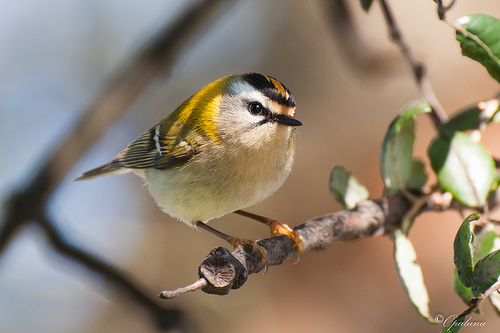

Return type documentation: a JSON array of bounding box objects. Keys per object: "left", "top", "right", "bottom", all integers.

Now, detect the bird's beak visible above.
[{"left": 273, "top": 114, "right": 303, "bottom": 127}]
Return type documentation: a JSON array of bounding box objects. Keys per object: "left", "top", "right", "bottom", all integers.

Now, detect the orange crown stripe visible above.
[{"left": 266, "top": 76, "right": 289, "bottom": 99}]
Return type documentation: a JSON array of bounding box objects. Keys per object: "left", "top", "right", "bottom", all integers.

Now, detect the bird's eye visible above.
[{"left": 248, "top": 102, "right": 264, "bottom": 115}]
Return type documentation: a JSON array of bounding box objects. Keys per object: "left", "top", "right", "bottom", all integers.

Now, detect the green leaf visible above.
[
  {"left": 440, "top": 315, "right": 466, "bottom": 333},
  {"left": 428, "top": 132, "right": 495, "bottom": 207},
  {"left": 453, "top": 213, "right": 479, "bottom": 288},
  {"left": 441, "top": 101, "right": 500, "bottom": 136},
  {"left": 329, "top": 166, "right": 369, "bottom": 210},
  {"left": 440, "top": 107, "right": 481, "bottom": 136},
  {"left": 405, "top": 159, "right": 427, "bottom": 190},
  {"left": 471, "top": 249, "right": 500, "bottom": 296},
  {"left": 455, "top": 14, "right": 500, "bottom": 84},
  {"left": 453, "top": 229, "right": 499, "bottom": 306},
  {"left": 453, "top": 269, "right": 475, "bottom": 306},
  {"left": 474, "top": 230, "right": 499, "bottom": 264},
  {"left": 360, "top": 0, "right": 374, "bottom": 12},
  {"left": 393, "top": 229, "right": 434, "bottom": 322},
  {"left": 381, "top": 100, "right": 430, "bottom": 195}
]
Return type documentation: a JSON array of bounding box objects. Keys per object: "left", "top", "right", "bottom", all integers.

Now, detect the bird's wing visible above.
[
  {"left": 116, "top": 119, "right": 203, "bottom": 170},
  {"left": 75, "top": 120, "right": 202, "bottom": 181}
]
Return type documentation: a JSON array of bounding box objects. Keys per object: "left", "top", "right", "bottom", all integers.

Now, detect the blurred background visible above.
[{"left": 1, "top": 0, "right": 500, "bottom": 332}]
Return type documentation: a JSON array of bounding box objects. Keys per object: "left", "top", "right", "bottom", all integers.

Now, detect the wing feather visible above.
[{"left": 76, "top": 120, "right": 203, "bottom": 181}]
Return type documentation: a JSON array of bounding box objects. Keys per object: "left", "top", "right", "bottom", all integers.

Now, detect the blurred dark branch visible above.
[
  {"left": 33, "top": 0, "right": 230, "bottom": 204},
  {"left": 378, "top": 0, "right": 448, "bottom": 127},
  {"left": 0, "top": 0, "right": 230, "bottom": 330},
  {"left": 322, "top": 0, "right": 448, "bottom": 125},
  {"left": 322, "top": 0, "right": 387, "bottom": 71},
  {"left": 36, "top": 214, "right": 185, "bottom": 330},
  {"left": 436, "top": 0, "right": 456, "bottom": 20}
]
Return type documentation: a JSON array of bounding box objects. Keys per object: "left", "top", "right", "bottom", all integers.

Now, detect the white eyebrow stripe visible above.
[
  {"left": 229, "top": 80, "right": 268, "bottom": 102},
  {"left": 228, "top": 80, "right": 254, "bottom": 95},
  {"left": 154, "top": 124, "right": 162, "bottom": 156}
]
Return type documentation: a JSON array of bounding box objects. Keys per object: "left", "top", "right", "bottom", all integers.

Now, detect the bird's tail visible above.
[{"left": 74, "top": 162, "right": 130, "bottom": 181}]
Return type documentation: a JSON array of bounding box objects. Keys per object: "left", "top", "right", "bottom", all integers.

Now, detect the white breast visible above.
[{"left": 144, "top": 126, "right": 295, "bottom": 226}]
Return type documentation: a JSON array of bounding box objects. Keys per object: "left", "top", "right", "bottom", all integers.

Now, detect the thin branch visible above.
[
  {"left": 29, "top": 0, "right": 231, "bottom": 206},
  {"left": 378, "top": 0, "right": 448, "bottom": 127},
  {"left": 446, "top": 280, "right": 500, "bottom": 328},
  {"left": 436, "top": 0, "right": 456, "bottom": 21},
  {"left": 321, "top": 0, "right": 386, "bottom": 71},
  {"left": 159, "top": 278, "right": 207, "bottom": 300}
]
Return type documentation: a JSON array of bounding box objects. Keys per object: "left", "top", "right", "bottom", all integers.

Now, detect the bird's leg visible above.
[
  {"left": 196, "top": 221, "right": 268, "bottom": 267},
  {"left": 233, "top": 210, "right": 303, "bottom": 255}
]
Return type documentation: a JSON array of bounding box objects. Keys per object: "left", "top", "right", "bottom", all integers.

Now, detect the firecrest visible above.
[{"left": 76, "top": 73, "right": 302, "bottom": 256}]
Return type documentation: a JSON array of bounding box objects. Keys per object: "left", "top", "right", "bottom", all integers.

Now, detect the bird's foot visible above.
[
  {"left": 268, "top": 220, "right": 304, "bottom": 257},
  {"left": 228, "top": 237, "right": 269, "bottom": 273}
]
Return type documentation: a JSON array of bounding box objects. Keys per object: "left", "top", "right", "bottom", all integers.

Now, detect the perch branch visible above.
[
  {"left": 159, "top": 193, "right": 412, "bottom": 297},
  {"left": 159, "top": 187, "right": 500, "bottom": 298}
]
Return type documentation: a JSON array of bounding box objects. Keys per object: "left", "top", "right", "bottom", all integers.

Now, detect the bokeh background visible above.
[{"left": 1, "top": 0, "right": 500, "bottom": 332}]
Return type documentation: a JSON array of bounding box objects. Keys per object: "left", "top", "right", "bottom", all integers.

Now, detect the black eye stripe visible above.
[{"left": 241, "top": 73, "right": 295, "bottom": 108}]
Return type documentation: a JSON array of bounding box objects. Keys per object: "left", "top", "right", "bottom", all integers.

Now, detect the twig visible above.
[
  {"left": 159, "top": 278, "right": 207, "bottom": 300},
  {"left": 445, "top": 279, "right": 500, "bottom": 328},
  {"left": 436, "top": 0, "right": 456, "bottom": 20},
  {"left": 378, "top": 0, "right": 448, "bottom": 127}
]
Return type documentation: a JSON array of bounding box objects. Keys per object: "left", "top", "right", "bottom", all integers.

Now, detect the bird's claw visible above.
[
  {"left": 229, "top": 237, "right": 269, "bottom": 273},
  {"left": 268, "top": 220, "right": 304, "bottom": 257}
]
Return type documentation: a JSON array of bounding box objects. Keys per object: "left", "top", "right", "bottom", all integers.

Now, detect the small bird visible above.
[{"left": 76, "top": 73, "right": 302, "bottom": 260}]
